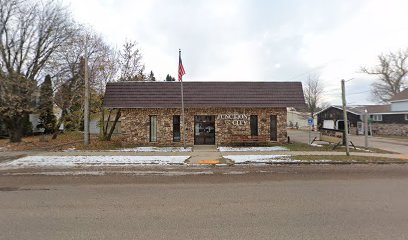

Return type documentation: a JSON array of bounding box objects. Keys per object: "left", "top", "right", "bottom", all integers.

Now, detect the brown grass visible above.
[{"left": 0, "top": 132, "right": 128, "bottom": 151}]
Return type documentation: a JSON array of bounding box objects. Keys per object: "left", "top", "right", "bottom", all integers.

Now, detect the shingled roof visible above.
[
  {"left": 390, "top": 88, "right": 408, "bottom": 102},
  {"left": 103, "top": 81, "right": 305, "bottom": 108}
]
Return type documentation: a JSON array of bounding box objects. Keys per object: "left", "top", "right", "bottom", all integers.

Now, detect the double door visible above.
[{"left": 194, "top": 115, "right": 215, "bottom": 145}]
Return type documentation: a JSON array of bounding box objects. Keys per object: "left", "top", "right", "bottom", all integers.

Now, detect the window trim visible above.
[
  {"left": 149, "top": 115, "right": 157, "bottom": 142},
  {"left": 372, "top": 114, "right": 383, "bottom": 122},
  {"left": 405, "top": 114, "right": 408, "bottom": 121}
]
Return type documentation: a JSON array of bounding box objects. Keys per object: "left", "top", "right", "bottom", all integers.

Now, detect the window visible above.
[
  {"left": 405, "top": 114, "right": 408, "bottom": 121},
  {"left": 250, "top": 115, "right": 258, "bottom": 136},
  {"left": 173, "top": 115, "right": 181, "bottom": 142},
  {"left": 270, "top": 115, "right": 277, "bottom": 141},
  {"left": 149, "top": 116, "right": 157, "bottom": 142},
  {"left": 371, "top": 114, "right": 383, "bottom": 122}
]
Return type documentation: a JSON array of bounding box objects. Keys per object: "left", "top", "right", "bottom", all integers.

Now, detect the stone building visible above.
[{"left": 103, "top": 81, "right": 305, "bottom": 146}]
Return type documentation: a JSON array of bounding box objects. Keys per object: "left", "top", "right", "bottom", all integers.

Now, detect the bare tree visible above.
[
  {"left": 101, "top": 41, "right": 145, "bottom": 141},
  {"left": 0, "top": 0, "right": 76, "bottom": 142},
  {"left": 303, "top": 75, "right": 324, "bottom": 124},
  {"left": 50, "top": 29, "right": 113, "bottom": 138},
  {"left": 119, "top": 41, "right": 144, "bottom": 81},
  {"left": 361, "top": 49, "right": 408, "bottom": 103}
]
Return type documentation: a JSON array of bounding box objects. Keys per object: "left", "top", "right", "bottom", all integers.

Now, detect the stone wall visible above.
[
  {"left": 121, "top": 107, "right": 287, "bottom": 146},
  {"left": 371, "top": 123, "right": 408, "bottom": 136}
]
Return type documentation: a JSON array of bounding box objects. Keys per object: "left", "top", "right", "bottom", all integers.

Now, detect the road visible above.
[
  {"left": 1, "top": 164, "right": 408, "bottom": 240},
  {"left": 288, "top": 129, "right": 408, "bottom": 154}
]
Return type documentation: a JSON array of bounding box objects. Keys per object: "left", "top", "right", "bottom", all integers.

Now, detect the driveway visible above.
[{"left": 288, "top": 129, "right": 408, "bottom": 154}]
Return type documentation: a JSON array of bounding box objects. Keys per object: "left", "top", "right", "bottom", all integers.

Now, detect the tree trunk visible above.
[
  {"left": 52, "top": 109, "right": 66, "bottom": 139},
  {"left": 105, "top": 109, "right": 121, "bottom": 141},
  {"left": 99, "top": 109, "right": 105, "bottom": 139},
  {"left": 7, "top": 117, "right": 24, "bottom": 143}
]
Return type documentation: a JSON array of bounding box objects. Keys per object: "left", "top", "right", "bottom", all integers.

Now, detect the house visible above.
[
  {"left": 103, "top": 81, "right": 305, "bottom": 146},
  {"left": 317, "top": 90, "right": 408, "bottom": 136},
  {"left": 317, "top": 106, "right": 364, "bottom": 134},
  {"left": 286, "top": 108, "right": 317, "bottom": 129}
]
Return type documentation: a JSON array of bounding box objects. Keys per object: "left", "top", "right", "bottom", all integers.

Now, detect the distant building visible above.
[
  {"left": 317, "top": 90, "right": 408, "bottom": 136},
  {"left": 286, "top": 108, "right": 317, "bottom": 129}
]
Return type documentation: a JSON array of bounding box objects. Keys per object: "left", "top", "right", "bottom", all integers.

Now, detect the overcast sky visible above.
[{"left": 64, "top": 0, "right": 408, "bottom": 105}]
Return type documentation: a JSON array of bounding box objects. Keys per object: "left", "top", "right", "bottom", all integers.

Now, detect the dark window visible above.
[
  {"left": 173, "top": 115, "right": 181, "bottom": 142},
  {"left": 250, "top": 115, "right": 258, "bottom": 136},
  {"left": 270, "top": 115, "right": 277, "bottom": 141},
  {"left": 149, "top": 116, "right": 157, "bottom": 142}
]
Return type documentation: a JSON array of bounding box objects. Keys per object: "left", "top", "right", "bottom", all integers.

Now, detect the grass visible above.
[
  {"left": 0, "top": 132, "right": 127, "bottom": 151},
  {"left": 72, "top": 136, "right": 124, "bottom": 151},
  {"left": 0, "top": 131, "right": 84, "bottom": 151}
]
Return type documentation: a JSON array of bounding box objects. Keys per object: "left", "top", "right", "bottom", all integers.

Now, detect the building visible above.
[
  {"left": 286, "top": 107, "right": 316, "bottom": 129},
  {"left": 317, "top": 90, "right": 408, "bottom": 136},
  {"left": 103, "top": 81, "right": 305, "bottom": 146}
]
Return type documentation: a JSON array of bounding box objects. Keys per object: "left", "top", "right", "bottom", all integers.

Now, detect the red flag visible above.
[{"left": 178, "top": 50, "right": 185, "bottom": 81}]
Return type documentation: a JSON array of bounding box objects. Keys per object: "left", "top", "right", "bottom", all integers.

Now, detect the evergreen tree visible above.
[
  {"left": 148, "top": 71, "right": 156, "bottom": 81},
  {"left": 165, "top": 74, "right": 176, "bottom": 81},
  {"left": 38, "top": 75, "right": 56, "bottom": 133}
]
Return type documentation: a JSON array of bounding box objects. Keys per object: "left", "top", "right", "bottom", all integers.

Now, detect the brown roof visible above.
[
  {"left": 364, "top": 105, "right": 392, "bottom": 113},
  {"left": 347, "top": 105, "right": 393, "bottom": 114},
  {"left": 391, "top": 88, "right": 408, "bottom": 101},
  {"left": 103, "top": 81, "right": 305, "bottom": 108},
  {"left": 321, "top": 105, "right": 393, "bottom": 115}
]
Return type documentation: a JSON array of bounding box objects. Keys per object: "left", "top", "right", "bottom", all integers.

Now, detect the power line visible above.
[{"left": 347, "top": 90, "right": 370, "bottom": 96}]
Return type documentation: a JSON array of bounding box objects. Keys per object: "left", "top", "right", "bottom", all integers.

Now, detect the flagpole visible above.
[{"left": 179, "top": 49, "right": 186, "bottom": 149}]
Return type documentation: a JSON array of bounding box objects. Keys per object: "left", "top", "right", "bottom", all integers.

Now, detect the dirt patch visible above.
[{"left": 0, "top": 132, "right": 125, "bottom": 151}]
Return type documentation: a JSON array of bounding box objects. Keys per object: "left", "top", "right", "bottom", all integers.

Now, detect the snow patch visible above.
[
  {"left": 0, "top": 155, "right": 190, "bottom": 169},
  {"left": 218, "top": 146, "right": 289, "bottom": 152},
  {"left": 4, "top": 170, "right": 213, "bottom": 176},
  {"left": 310, "top": 143, "right": 323, "bottom": 147},
  {"left": 224, "top": 155, "right": 293, "bottom": 164},
  {"left": 5, "top": 171, "right": 106, "bottom": 176},
  {"left": 223, "top": 171, "right": 249, "bottom": 175},
  {"left": 354, "top": 147, "right": 372, "bottom": 152}
]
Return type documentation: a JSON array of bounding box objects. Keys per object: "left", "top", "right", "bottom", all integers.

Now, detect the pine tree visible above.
[
  {"left": 148, "top": 71, "right": 156, "bottom": 81},
  {"left": 165, "top": 74, "right": 176, "bottom": 81},
  {"left": 38, "top": 75, "right": 56, "bottom": 133}
]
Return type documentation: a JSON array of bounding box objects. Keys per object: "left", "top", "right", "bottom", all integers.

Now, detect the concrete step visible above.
[{"left": 192, "top": 145, "right": 219, "bottom": 152}]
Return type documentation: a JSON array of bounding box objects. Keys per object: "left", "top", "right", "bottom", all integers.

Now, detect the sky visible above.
[{"left": 63, "top": 0, "right": 408, "bottom": 105}]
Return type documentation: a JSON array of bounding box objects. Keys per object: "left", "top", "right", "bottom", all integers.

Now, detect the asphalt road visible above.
[{"left": 1, "top": 165, "right": 408, "bottom": 240}]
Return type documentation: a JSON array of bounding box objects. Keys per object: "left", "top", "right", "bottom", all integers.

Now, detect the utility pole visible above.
[
  {"left": 84, "top": 36, "right": 90, "bottom": 145},
  {"left": 364, "top": 109, "right": 369, "bottom": 148},
  {"left": 341, "top": 79, "right": 350, "bottom": 156}
]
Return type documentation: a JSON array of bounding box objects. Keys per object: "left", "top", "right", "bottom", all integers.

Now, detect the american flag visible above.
[{"left": 178, "top": 51, "right": 185, "bottom": 81}]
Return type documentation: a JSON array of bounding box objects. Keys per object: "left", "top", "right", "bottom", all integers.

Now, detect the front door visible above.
[{"left": 194, "top": 115, "right": 215, "bottom": 145}]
